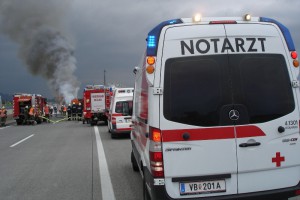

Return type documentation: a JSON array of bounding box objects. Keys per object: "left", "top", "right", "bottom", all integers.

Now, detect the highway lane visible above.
[
  {"left": 97, "top": 125, "right": 142, "bottom": 200},
  {"left": 0, "top": 118, "right": 299, "bottom": 200},
  {"left": 0, "top": 119, "right": 101, "bottom": 200},
  {"left": 0, "top": 118, "right": 143, "bottom": 200}
]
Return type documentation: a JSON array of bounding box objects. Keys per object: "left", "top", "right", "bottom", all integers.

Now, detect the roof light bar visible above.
[
  {"left": 193, "top": 13, "right": 202, "bottom": 22},
  {"left": 260, "top": 17, "right": 296, "bottom": 51},
  {"left": 209, "top": 20, "right": 237, "bottom": 24},
  {"left": 147, "top": 19, "right": 183, "bottom": 56}
]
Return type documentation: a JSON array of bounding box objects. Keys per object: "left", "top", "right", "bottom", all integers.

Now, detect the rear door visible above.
[
  {"left": 91, "top": 92, "right": 105, "bottom": 112},
  {"left": 159, "top": 24, "right": 238, "bottom": 199},
  {"left": 114, "top": 99, "right": 133, "bottom": 131},
  {"left": 225, "top": 23, "right": 300, "bottom": 193}
]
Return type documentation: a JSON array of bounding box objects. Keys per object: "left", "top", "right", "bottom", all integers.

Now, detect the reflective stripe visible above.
[{"left": 162, "top": 126, "right": 266, "bottom": 142}]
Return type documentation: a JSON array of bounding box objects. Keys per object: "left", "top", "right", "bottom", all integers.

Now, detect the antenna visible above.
[{"left": 104, "top": 69, "right": 106, "bottom": 86}]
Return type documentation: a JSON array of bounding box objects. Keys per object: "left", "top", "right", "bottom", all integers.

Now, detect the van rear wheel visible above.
[
  {"left": 143, "top": 174, "right": 151, "bottom": 200},
  {"left": 131, "top": 151, "right": 139, "bottom": 172}
]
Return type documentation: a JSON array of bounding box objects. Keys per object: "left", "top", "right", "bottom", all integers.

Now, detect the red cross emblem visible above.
[{"left": 272, "top": 152, "right": 285, "bottom": 167}]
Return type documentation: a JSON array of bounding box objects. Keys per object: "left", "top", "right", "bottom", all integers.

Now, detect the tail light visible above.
[
  {"left": 112, "top": 117, "right": 116, "bottom": 124},
  {"left": 149, "top": 127, "right": 164, "bottom": 178},
  {"left": 291, "top": 51, "right": 299, "bottom": 67}
]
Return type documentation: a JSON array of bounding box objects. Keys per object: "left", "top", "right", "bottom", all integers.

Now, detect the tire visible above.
[
  {"left": 143, "top": 174, "right": 151, "bottom": 200},
  {"left": 111, "top": 132, "right": 115, "bottom": 139},
  {"left": 16, "top": 120, "right": 22, "bottom": 125},
  {"left": 90, "top": 121, "right": 94, "bottom": 126},
  {"left": 107, "top": 123, "right": 111, "bottom": 133},
  {"left": 131, "top": 151, "right": 139, "bottom": 172}
]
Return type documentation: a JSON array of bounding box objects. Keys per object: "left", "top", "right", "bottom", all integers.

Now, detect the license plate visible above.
[{"left": 180, "top": 180, "right": 226, "bottom": 195}]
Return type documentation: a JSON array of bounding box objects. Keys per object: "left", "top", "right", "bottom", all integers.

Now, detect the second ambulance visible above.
[
  {"left": 107, "top": 88, "right": 134, "bottom": 138},
  {"left": 131, "top": 14, "right": 300, "bottom": 199}
]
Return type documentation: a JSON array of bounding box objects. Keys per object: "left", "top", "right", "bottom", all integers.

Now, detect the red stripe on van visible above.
[
  {"left": 112, "top": 113, "right": 123, "bottom": 117},
  {"left": 116, "top": 128, "right": 132, "bottom": 132},
  {"left": 162, "top": 126, "right": 265, "bottom": 142},
  {"left": 235, "top": 125, "right": 266, "bottom": 138}
]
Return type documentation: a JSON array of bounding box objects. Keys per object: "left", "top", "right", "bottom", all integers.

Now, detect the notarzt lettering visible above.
[{"left": 181, "top": 38, "right": 266, "bottom": 55}]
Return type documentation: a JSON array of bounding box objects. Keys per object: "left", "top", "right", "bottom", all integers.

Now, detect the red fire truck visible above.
[
  {"left": 13, "top": 93, "right": 47, "bottom": 125},
  {"left": 82, "top": 85, "right": 113, "bottom": 126}
]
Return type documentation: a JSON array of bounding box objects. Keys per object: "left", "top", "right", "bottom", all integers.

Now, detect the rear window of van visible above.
[{"left": 163, "top": 54, "right": 295, "bottom": 127}]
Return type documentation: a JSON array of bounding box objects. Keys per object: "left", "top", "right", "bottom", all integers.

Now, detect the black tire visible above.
[
  {"left": 111, "top": 132, "right": 115, "bottom": 139},
  {"left": 83, "top": 120, "right": 85, "bottom": 124},
  {"left": 90, "top": 121, "right": 94, "bottom": 126},
  {"left": 143, "top": 174, "right": 151, "bottom": 200},
  {"left": 107, "top": 123, "right": 111, "bottom": 133},
  {"left": 131, "top": 151, "right": 139, "bottom": 172}
]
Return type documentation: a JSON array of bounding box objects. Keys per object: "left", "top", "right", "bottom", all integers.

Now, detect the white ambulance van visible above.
[
  {"left": 131, "top": 14, "right": 300, "bottom": 200},
  {"left": 107, "top": 88, "right": 134, "bottom": 138}
]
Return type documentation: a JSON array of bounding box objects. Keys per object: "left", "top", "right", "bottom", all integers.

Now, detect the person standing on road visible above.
[
  {"left": 67, "top": 104, "right": 72, "bottom": 120},
  {"left": 54, "top": 106, "right": 57, "bottom": 117},
  {"left": 44, "top": 104, "right": 50, "bottom": 123},
  {"left": 0, "top": 106, "right": 7, "bottom": 127},
  {"left": 71, "top": 102, "right": 77, "bottom": 120},
  {"left": 77, "top": 102, "right": 83, "bottom": 121},
  {"left": 29, "top": 105, "right": 35, "bottom": 121},
  {"left": 24, "top": 105, "right": 29, "bottom": 122}
]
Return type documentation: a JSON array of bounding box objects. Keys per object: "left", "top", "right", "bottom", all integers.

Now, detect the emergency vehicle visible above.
[
  {"left": 107, "top": 88, "right": 134, "bottom": 138},
  {"left": 130, "top": 14, "right": 300, "bottom": 200},
  {"left": 71, "top": 98, "right": 83, "bottom": 105},
  {"left": 82, "top": 85, "right": 113, "bottom": 125},
  {"left": 13, "top": 93, "right": 47, "bottom": 125}
]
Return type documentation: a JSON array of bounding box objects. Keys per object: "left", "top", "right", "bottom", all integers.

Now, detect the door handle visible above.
[{"left": 239, "top": 142, "right": 261, "bottom": 148}]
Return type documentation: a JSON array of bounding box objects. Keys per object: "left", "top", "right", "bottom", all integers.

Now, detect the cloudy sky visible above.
[{"left": 0, "top": 0, "right": 299, "bottom": 101}]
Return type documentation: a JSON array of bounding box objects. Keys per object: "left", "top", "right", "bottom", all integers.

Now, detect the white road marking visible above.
[
  {"left": 0, "top": 126, "right": 10, "bottom": 130},
  {"left": 10, "top": 134, "right": 34, "bottom": 148},
  {"left": 94, "top": 126, "right": 116, "bottom": 200}
]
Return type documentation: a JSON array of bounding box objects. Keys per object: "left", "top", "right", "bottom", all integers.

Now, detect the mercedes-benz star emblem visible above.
[{"left": 229, "top": 110, "right": 240, "bottom": 121}]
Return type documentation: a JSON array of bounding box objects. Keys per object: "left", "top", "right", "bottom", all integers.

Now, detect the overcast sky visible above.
[{"left": 0, "top": 0, "right": 300, "bottom": 100}]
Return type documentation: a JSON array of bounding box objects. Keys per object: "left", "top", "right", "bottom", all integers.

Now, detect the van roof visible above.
[{"left": 146, "top": 16, "right": 296, "bottom": 56}]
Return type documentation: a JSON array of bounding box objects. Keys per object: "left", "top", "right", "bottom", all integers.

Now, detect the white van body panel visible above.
[
  {"left": 108, "top": 88, "right": 133, "bottom": 134},
  {"left": 131, "top": 17, "right": 300, "bottom": 200},
  {"left": 158, "top": 23, "right": 300, "bottom": 198}
]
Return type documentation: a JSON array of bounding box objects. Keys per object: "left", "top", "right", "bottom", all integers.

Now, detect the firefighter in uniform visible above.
[
  {"left": 63, "top": 105, "right": 67, "bottom": 116},
  {"left": 71, "top": 102, "right": 78, "bottom": 120},
  {"left": 0, "top": 106, "right": 7, "bottom": 127},
  {"left": 44, "top": 104, "right": 50, "bottom": 123},
  {"left": 67, "top": 104, "right": 72, "bottom": 120},
  {"left": 29, "top": 105, "right": 35, "bottom": 122},
  {"left": 24, "top": 105, "right": 29, "bottom": 123},
  {"left": 77, "top": 103, "right": 83, "bottom": 121}
]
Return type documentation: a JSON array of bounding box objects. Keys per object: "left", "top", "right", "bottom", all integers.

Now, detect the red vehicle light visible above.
[{"left": 209, "top": 20, "right": 237, "bottom": 24}]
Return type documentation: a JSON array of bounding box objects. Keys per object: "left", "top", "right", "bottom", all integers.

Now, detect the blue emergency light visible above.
[
  {"left": 147, "top": 19, "right": 183, "bottom": 56},
  {"left": 260, "top": 17, "right": 296, "bottom": 51}
]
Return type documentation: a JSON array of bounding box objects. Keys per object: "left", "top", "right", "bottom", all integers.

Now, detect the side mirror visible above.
[{"left": 133, "top": 66, "right": 140, "bottom": 74}]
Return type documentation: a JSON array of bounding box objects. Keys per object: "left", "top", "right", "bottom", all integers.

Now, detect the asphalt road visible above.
[
  {"left": 0, "top": 117, "right": 142, "bottom": 200},
  {"left": 0, "top": 117, "right": 299, "bottom": 200}
]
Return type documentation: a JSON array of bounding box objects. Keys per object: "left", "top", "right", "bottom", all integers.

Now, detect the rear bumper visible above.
[
  {"left": 144, "top": 168, "right": 300, "bottom": 200},
  {"left": 111, "top": 128, "right": 131, "bottom": 134},
  {"left": 91, "top": 113, "right": 107, "bottom": 121}
]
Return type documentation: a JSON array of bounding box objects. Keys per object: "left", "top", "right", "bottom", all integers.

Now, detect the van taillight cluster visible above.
[
  {"left": 146, "top": 56, "right": 156, "bottom": 74},
  {"left": 291, "top": 51, "right": 299, "bottom": 67},
  {"left": 149, "top": 127, "right": 164, "bottom": 178},
  {"left": 112, "top": 117, "right": 116, "bottom": 124}
]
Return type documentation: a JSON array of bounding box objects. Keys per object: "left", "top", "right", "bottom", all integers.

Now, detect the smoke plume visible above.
[{"left": 0, "top": 0, "right": 79, "bottom": 103}]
